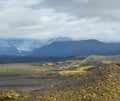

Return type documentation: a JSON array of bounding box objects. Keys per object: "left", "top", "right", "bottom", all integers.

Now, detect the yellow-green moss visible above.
[
  {"left": 0, "top": 89, "right": 20, "bottom": 100},
  {"left": 59, "top": 66, "right": 93, "bottom": 76},
  {"left": 102, "top": 61, "right": 112, "bottom": 64},
  {"left": 0, "top": 89, "right": 29, "bottom": 100},
  {"left": 42, "top": 62, "right": 54, "bottom": 67}
]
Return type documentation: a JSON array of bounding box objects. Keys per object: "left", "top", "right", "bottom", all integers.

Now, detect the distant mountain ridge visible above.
[
  {"left": 0, "top": 39, "right": 120, "bottom": 56},
  {"left": 31, "top": 39, "right": 120, "bottom": 56}
]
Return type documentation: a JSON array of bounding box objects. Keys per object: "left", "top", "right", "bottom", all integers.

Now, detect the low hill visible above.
[
  {"left": 83, "top": 55, "right": 120, "bottom": 63},
  {"left": 30, "top": 62, "right": 120, "bottom": 101}
]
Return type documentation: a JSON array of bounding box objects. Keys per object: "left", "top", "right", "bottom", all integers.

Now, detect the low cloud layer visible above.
[{"left": 0, "top": 0, "right": 120, "bottom": 42}]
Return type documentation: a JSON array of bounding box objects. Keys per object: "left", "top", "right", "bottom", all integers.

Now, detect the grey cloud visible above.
[
  {"left": 31, "top": 0, "right": 120, "bottom": 21},
  {"left": 0, "top": 0, "right": 119, "bottom": 42}
]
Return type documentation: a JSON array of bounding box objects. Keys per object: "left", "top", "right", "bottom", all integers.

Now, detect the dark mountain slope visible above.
[
  {"left": 1, "top": 39, "right": 120, "bottom": 56},
  {"left": 31, "top": 39, "right": 120, "bottom": 56},
  {"left": 0, "top": 46, "right": 19, "bottom": 55},
  {"left": 0, "top": 39, "right": 44, "bottom": 56}
]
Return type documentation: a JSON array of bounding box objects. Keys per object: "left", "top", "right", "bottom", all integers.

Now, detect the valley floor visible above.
[{"left": 0, "top": 57, "right": 120, "bottom": 101}]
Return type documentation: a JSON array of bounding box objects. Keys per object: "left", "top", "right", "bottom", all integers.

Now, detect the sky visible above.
[{"left": 0, "top": 0, "right": 120, "bottom": 42}]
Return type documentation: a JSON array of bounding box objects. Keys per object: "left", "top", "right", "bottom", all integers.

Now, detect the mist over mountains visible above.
[
  {"left": 0, "top": 39, "right": 46, "bottom": 51},
  {"left": 0, "top": 38, "right": 120, "bottom": 56}
]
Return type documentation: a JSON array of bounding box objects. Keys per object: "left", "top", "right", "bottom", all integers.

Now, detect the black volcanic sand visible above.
[
  {"left": 0, "top": 63, "right": 65, "bottom": 92},
  {"left": 0, "top": 59, "right": 84, "bottom": 92}
]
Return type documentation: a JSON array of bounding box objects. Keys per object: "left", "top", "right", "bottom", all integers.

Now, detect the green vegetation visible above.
[
  {"left": 102, "top": 61, "right": 112, "bottom": 64},
  {"left": 0, "top": 89, "right": 29, "bottom": 100},
  {"left": 57, "top": 61, "right": 63, "bottom": 64},
  {"left": 59, "top": 66, "right": 93, "bottom": 76},
  {"left": 42, "top": 62, "right": 54, "bottom": 67}
]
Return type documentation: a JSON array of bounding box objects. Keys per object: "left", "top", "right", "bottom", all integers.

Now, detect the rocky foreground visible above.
[{"left": 0, "top": 61, "right": 120, "bottom": 101}]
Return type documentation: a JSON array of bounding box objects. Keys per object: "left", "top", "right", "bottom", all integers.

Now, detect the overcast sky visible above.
[{"left": 0, "top": 0, "right": 120, "bottom": 42}]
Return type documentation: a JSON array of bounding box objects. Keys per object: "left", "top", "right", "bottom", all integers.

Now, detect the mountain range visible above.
[{"left": 0, "top": 39, "right": 120, "bottom": 56}]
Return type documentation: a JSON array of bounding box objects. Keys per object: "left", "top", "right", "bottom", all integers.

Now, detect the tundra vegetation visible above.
[{"left": 0, "top": 57, "right": 119, "bottom": 101}]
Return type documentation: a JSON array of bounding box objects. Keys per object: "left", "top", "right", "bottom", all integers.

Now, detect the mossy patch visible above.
[
  {"left": 0, "top": 89, "right": 29, "bottom": 100},
  {"left": 42, "top": 62, "right": 54, "bottom": 67},
  {"left": 59, "top": 66, "right": 93, "bottom": 76}
]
